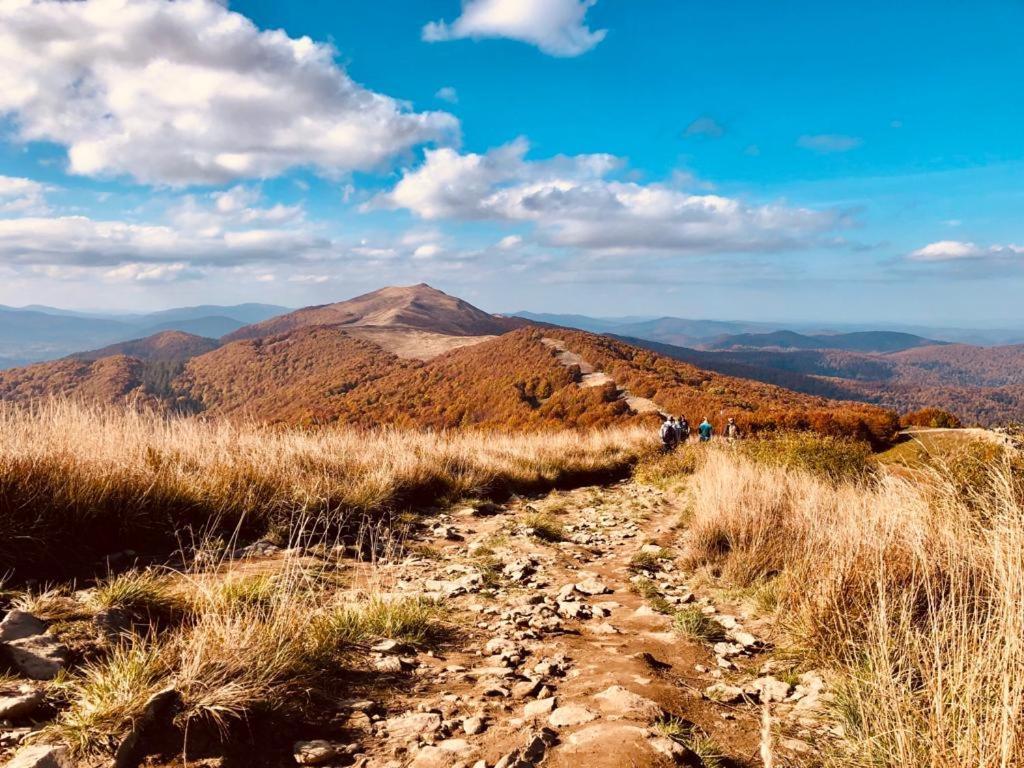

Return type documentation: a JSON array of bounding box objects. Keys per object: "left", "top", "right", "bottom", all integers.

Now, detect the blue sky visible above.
[{"left": 0, "top": 0, "right": 1021, "bottom": 326}]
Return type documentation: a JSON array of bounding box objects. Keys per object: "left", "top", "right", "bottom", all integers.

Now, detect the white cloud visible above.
[
  {"left": 497, "top": 234, "right": 523, "bottom": 249},
  {"left": 908, "top": 240, "right": 1024, "bottom": 262},
  {"left": 412, "top": 243, "right": 443, "bottom": 259},
  {"left": 0, "top": 175, "right": 49, "bottom": 213},
  {"left": 0, "top": 0, "right": 459, "bottom": 185},
  {"left": 797, "top": 134, "right": 863, "bottom": 154},
  {"left": 435, "top": 86, "right": 459, "bottom": 103},
  {"left": 423, "top": 0, "right": 606, "bottom": 57},
  {"left": 684, "top": 116, "right": 726, "bottom": 139},
  {"left": 104, "top": 262, "right": 198, "bottom": 282},
  {"left": 377, "top": 140, "right": 838, "bottom": 256}
]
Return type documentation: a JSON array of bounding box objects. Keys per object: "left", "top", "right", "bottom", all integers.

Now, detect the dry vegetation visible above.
[
  {"left": 676, "top": 439, "right": 1024, "bottom": 767},
  {"left": 0, "top": 400, "right": 654, "bottom": 579}
]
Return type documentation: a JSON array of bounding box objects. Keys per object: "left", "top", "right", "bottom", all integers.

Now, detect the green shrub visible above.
[{"left": 740, "top": 432, "right": 872, "bottom": 482}]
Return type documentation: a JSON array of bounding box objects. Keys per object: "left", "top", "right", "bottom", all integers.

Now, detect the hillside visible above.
[
  {"left": 224, "top": 283, "right": 528, "bottom": 342},
  {"left": 706, "top": 329, "right": 943, "bottom": 353},
  {"left": 72, "top": 331, "right": 220, "bottom": 363}
]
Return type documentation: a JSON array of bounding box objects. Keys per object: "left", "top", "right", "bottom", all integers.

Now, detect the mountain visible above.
[
  {"left": 72, "top": 331, "right": 220, "bottom": 363},
  {"left": 0, "top": 286, "right": 898, "bottom": 443},
  {"left": 225, "top": 284, "right": 528, "bottom": 342},
  {"left": 0, "top": 303, "right": 290, "bottom": 368},
  {"left": 140, "top": 316, "right": 247, "bottom": 339},
  {"left": 513, "top": 312, "right": 777, "bottom": 345},
  {"left": 706, "top": 330, "right": 945, "bottom": 353}
]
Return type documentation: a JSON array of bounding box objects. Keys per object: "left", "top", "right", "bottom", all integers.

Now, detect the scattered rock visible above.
[
  {"left": 548, "top": 704, "right": 599, "bottom": 727},
  {"left": 0, "top": 686, "right": 44, "bottom": 721},
  {"left": 384, "top": 712, "right": 443, "bottom": 742},
  {"left": 524, "top": 697, "right": 556, "bottom": 718},
  {"left": 592, "top": 685, "right": 662, "bottom": 721},
  {"left": 462, "top": 716, "right": 485, "bottom": 735},
  {"left": 293, "top": 740, "right": 343, "bottom": 766},
  {"left": 704, "top": 683, "right": 749, "bottom": 705},
  {"left": 751, "top": 676, "right": 792, "bottom": 703},
  {"left": 575, "top": 578, "right": 611, "bottom": 596},
  {"left": 374, "top": 656, "right": 404, "bottom": 673},
  {"left": 5, "top": 744, "right": 73, "bottom": 768},
  {"left": 3, "top": 635, "right": 69, "bottom": 680},
  {"left": 0, "top": 611, "right": 46, "bottom": 643}
]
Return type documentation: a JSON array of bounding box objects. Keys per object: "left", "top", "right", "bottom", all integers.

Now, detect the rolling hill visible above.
[
  {"left": 0, "top": 284, "right": 899, "bottom": 443},
  {"left": 72, "top": 331, "right": 220, "bottom": 363},
  {"left": 705, "top": 330, "right": 944, "bottom": 353}
]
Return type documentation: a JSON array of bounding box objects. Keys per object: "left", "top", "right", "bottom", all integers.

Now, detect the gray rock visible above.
[
  {"left": 0, "top": 687, "right": 45, "bottom": 721},
  {"left": 523, "top": 697, "right": 556, "bottom": 718},
  {"left": 592, "top": 685, "right": 662, "bottom": 721},
  {"left": 462, "top": 716, "right": 485, "bottom": 735},
  {"left": 575, "top": 578, "right": 611, "bottom": 596},
  {"left": 548, "top": 704, "right": 599, "bottom": 727},
  {"left": 293, "top": 740, "right": 341, "bottom": 766},
  {"left": 751, "top": 676, "right": 792, "bottom": 703},
  {"left": 0, "top": 611, "right": 46, "bottom": 643},
  {"left": 3, "top": 635, "right": 69, "bottom": 680},
  {"left": 703, "top": 683, "right": 748, "bottom": 704},
  {"left": 5, "top": 744, "right": 73, "bottom": 768},
  {"left": 384, "top": 711, "right": 443, "bottom": 742}
]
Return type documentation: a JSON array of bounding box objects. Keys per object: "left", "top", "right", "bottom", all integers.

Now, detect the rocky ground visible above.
[{"left": 1, "top": 478, "right": 835, "bottom": 768}]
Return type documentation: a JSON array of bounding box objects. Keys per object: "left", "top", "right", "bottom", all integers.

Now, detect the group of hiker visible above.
[{"left": 659, "top": 414, "right": 740, "bottom": 450}]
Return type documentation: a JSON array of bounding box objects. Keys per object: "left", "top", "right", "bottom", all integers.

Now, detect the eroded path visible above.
[
  {"left": 541, "top": 338, "right": 665, "bottom": 416},
  {"left": 331, "top": 480, "right": 833, "bottom": 768}
]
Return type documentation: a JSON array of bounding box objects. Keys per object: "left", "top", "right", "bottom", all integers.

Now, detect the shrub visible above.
[
  {"left": 739, "top": 431, "right": 872, "bottom": 482},
  {"left": 900, "top": 407, "right": 963, "bottom": 429}
]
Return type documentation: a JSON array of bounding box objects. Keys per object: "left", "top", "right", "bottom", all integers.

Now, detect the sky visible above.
[{"left": 0, "top": 0, "right": 1022, "bottom": 326}]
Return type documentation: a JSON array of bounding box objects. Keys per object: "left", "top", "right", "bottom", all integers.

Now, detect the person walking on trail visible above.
[
  {"left": 698, "top": 417, "right": 713, "bottom": 442},
  {"left": 660, "top": 415, "right": 678, "bottom": 451},
  {"left": 676, "top": 416, "right": 690, "bottom": 444},
  {"left": 725, "top": 417, "right": 740, "bottom": 443}
]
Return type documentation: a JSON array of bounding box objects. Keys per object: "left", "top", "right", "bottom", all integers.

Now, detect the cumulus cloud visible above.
[
  {"left": 435, "top": 86, "right": 459, "bottom": 103},
  {"left": 422, "top": 0, "right": 606, "bottom": 57},
  {"left": 376, "top": 140, "right": 839, "bottom": 256},
  {"left": 0, "top": 0, "right": 459, "bottom": 185},
  {"left": 797, "top": 134, "right": 863, "bottom": 154},
  {"left": 0, "top": 175, "right": 49, "bottom": 213},
  {"left": 684, "top": 116, "right": 726, "bottom": 139},
  {"left": 908, "top": 240, "right": 1024, "bottom": 262},
  {"left": 104, "top": 262, "right": 199, "bottom": 283}
]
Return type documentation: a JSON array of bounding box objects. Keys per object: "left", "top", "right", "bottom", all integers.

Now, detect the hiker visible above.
[
  {"left": 698, "top": 417, "right": 713, "bottom": 442},
  {"left": 676, "top": 416, "right": 690, "bottom": 444},
  {"left": 660, "top": 416, "right": 678, "bottom": 451},
  {"left": 725, "top": 417, "right": 741, "bottom": 443}
]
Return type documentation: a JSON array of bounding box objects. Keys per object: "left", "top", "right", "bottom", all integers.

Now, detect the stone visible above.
[
  {"left": 4, "top": 744, "right": 73, "bottom": 768},
  {"left": 649, "top": 736, "right": 697, "bottom": 763},
  {"left": 575, "top": 578, "right": 611, "bottom": 596},
  {"left": 752, "top": 676, "right": 792, "bottom": 703},
  {"left": 731, "top": 630, "right": 761, "bottom": 649},
  {"left": 524, "top": 697, "right": 556, "bottom": 718},
  {"left": 548, "top": 704, "right": 599, "bottom": 727},
  {"left": 591, "top": 685, "right": 662, "bottom": 721},
  {"left": 462, "top": 716, "right": 485, "bottom": 735},
  {"left": 374, "top": 656, "right": 404, "bottom": 673},
  {"left": 703, "top": 683, "right": 748, "bottom": 704},
  {"left": 511, "top": 679, "right": 541, "bottom": 699},
  {"left": 588, "top": 622, "right": 619, "bottom": 635},
  {"left": 0, "top": 611, "right": 46, "bottom": 643},
  {"left": 556, "top": 601, "right": 588, "bottom": 620},
  {"left": 113, "top": 687, "right": 182, "bottom": 768},
  {"left": 0, "top": 687, "right": 45, "bottom": 721},
  {"left": 3, "top": 636, "right": 69, "bottom": 680},
  {"left": 293, "top": 740, "right": 341, "bottom": 766},
  {"left": 385, "top": 712, "right": 443, "bottom": 742}
]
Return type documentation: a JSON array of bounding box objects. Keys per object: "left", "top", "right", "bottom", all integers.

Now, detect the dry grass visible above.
[
  {"left": 0, "top": 400, "right": 654, "bottom": 577},
  {"left": 681, "top": 446, "right": 1024, "bottom": 767}
]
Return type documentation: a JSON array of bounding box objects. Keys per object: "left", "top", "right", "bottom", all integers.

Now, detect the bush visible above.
[
  {"left": 900, "top": 407, "right": 963, "bottom": 429},
  {"left": 739, "top": 431, "right": 872, "bottom": 482}
]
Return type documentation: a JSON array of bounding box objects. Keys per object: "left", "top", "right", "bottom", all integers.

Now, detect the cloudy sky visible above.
[{"left": 0, "top": 0, "right": 1022, "bottom": 325}]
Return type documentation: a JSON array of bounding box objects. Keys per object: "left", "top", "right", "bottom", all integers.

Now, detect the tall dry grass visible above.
[
  {"left": 682, "top": 446, "right": 1024, "bottom": 767},
  {"left": 0, "top": 400, "right": 654, "bottom": 577}
]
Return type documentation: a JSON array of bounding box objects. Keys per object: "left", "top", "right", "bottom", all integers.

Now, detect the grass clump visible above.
[
  {"left": 672, "top": 606, "right": 726, "bottom": 643},
  {"left": 628, "top": 548, "right": 672, "bottom": 573},
  {"left": 519, "top": 512, "right": 565, "bottom": 543},
  {"left": 653, "top": 717, "right": 726, "bottom": 768},
  {"left": 88, "top": 571, "right": 183, "bottom": 622},
  {"left": 740, "top": 431, "right": 872, "bottom": 482},
  {"left": 310, "top": 596, "right": 443, "bottom": 655}
]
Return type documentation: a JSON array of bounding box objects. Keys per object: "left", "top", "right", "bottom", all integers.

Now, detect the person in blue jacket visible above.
[{"left": 698, "top": 417, "right": 713, "bottom": 442}]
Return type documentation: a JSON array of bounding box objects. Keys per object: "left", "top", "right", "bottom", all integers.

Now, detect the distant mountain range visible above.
[
  {"left": 0, "top": 285, "right": 896, "bottom": 442},
  {"left": 0, "top": 303, "right": 289, "bottom": 368}
]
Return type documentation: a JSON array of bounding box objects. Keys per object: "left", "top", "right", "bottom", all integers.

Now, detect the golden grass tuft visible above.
[
  {"left": 0, "top": 399, "right": 653, "bottom": 577},
  {"left": 682, "top": 446, "right": 1024, "bottom": 767}
]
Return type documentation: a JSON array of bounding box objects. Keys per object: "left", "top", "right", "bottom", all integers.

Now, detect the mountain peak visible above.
[{"left": 223, "top": 284, "right": 528, "bottom": 342}]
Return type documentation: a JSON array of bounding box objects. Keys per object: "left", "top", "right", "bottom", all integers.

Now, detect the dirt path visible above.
[
  {"left": 331, "top": 480, "right": 833, "bottom": 768},
  {"left": 541, "top": 338, "right": 665, "bottom": 416}
]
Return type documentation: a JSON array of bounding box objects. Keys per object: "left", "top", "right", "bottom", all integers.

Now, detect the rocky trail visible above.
[
  {"left": 1, "top": 479, "right": 835, "bottom": 768},
  {"left": 541, "top": 338, "right": 664, "bottom": 416},
  {"left": 296, "top": 481, "right": 833, "bottom": 768}
]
